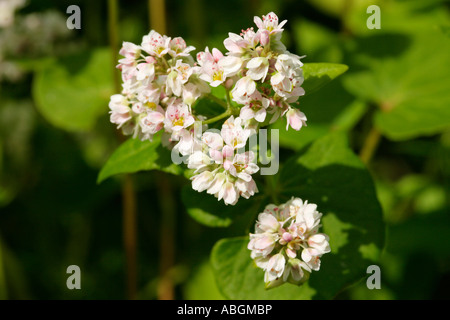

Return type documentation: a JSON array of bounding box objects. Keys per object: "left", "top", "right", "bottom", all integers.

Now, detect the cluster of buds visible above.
[
  {"left": 248, "top": 198, "right": 330, "bottom": 288},
  {"left": 109, "top": 12, "right": 308, "bottom": 205}
]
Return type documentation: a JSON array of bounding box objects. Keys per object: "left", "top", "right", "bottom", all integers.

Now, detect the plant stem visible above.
[
  {"left": 148, "top": 0, "right": 166, "bottom": 33},
  {"left": 108, "top": 0, "right": 138, "bottom": 300},
  {"left": 156, "top": 172, "right": 176, "bottom": 300},
  {"left": 202, "top": 107, "right": 233, "bottom": 125},
  {"left": 107, "top": 0, "right": 120, "bottom": 91},
  {"left": 359, "top": 126, "right": 382, "bottom": 165},
  {"left": 122, "top": 175, "right": 137, "bottom": 300}
]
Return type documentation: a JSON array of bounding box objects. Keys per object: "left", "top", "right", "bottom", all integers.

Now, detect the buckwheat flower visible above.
[
  {"left": 223, "top": 32, "right": 249, "bottom": 55},
  {"left": 264, "top": 253, "right": 286, "bottom": 283},
  {"left": 188, "top": 151, "right": 214, "bottom": 172},
  {"left": 119, "top": 41, "right": 141, "bottom": 60},
  {"left": 117, "top": 42, "right": 141, "bottom": 79},
  {"left": 197, "top": 48, "right": 226, "bottom": 87},
  {"left": 236, "top": 179, "right": 258, "bottom": 199},
  {"left": 283, "top": 258, "right": 309, "bottom": 285},
  {"left": 109, "top": 94, "right": 132, "bottom": 128},
  {"left": 164, "top": 100, "right": 195, "bottom": 135},
  {"left": 259, "top": 29, "right": 270, "bottom": 46},
  {"left": 285, "top": 107, "right": 307, "bottom": 131},
  {"left": 254, "top": 12, "right": 287, "bottom": 35},
  {"left": 248, "top": 198, "right": 330, "bottom": 289},
  {"left": 166, "top": 60, "right": 193, "bottom": 97},
  {"left": 231, "top": 76, "right": 257, "bottom": 104},
  {"left": 138, "top": 108, "right": 165, "bottom": 140},
  {"left": 218, "top": 180, "right": 238, "bottom": 205},
  {"left": 136, "top": 57, "right": 156, "bottom": 84},
  {"left": 168, "top": 37, "right": 195, "bottom": 57},
  {"left": 221, "top": 116, "right": 252, "bottom": 152},
  {"left": 239, "top": 91, "right": 270, "bottom": 123},
  {"left": 172, "top": 128, "right": 198, "bottom": 156},
  {"left": 219, "top": 55, "right": 243, "bottom": 78},
  {"left": 141, "top": 30, "right": 170, "bottom": 57},
  {"left": 206, "top": 172, "right": 227, "bottom": 195},
  {"left": 191, "top": 170, "right": 215, "bottom": 192},
  {"left": 246, "top": 57, "right": 270, "bottom": 82},
  {"left": 227, "top": 152, "right": 259, "bottom": 182},
  {"left": 270, "top": 53, "right": 305, "bottom": 103}
]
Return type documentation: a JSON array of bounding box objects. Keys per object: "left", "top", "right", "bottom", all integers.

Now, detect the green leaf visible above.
[
  {"left": 33, "top": 48, "right": 113, "bottom": 132},
  {"left": 183, "top": 260, "right": 226, "bottom": 300},
  {"left": 211, "top": 133, "right": 384, "bottom": 299},
  {"left": 97, "top": 135, "right": 183, "bottom": 183},
  {"left": 302, "top": 63, "right": 348, "bottom": 96},
  {"left": 343, "top": 31, "right": 450, "bottom": 140},
  {"left": 293, "top": 19, "right": 343, "bottom": 63},
  {"left": 181, "top": 185, "right": 260, "bottom": 228}
]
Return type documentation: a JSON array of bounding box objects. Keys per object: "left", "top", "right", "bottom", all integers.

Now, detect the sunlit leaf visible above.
[{"left": 97, "top": 135, "right": 183, "bottom": 183}]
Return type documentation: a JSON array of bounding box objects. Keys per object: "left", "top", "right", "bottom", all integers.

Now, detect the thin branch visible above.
[
  {"left": 359, "top": 126, "right": 382, "bottom": 165},
  {"left": 202, "top": 108, "right": 233, "bottom": 125}
]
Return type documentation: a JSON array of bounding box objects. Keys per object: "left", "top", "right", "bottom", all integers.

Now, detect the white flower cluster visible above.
[
  {"left": 248, "top": 198, "right": 330, "bottom": 288},
  {"left": 188, "top": 116, "right": 259, "bottom": 205},
  {"left": 196, "top": 12, "right": 308, "bottom": 130},
  {"left": 109, "top": 12, "right": 308, "bottom": 205},
  {"left": 110, "top": 30, "right": 210, "bottom": 145}
]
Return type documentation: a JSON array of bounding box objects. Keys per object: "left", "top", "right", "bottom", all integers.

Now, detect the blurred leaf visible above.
[
  {"left": 303, "top": 63, "right": 349, "bottom": 96},
  {"left": 181, "top": 185, "right": 260, "bottom": 228},
  {"left": 440, "top": 25, "right": 450, "bottom": 38},
  {"left": 345, "top": 0, "right": 450, "bottom": 36},
  {"left": 344, "top": 31, "right": 450, "bottom": 140},
  {"left": 97, "top": 135, "right": 183, "bottom": 183},
  {"left": 183, "top": 260, "right": 225, "bottom": 300},
  {"left": 387, "top": 213, "right": 450, "bottom": 258},
  {"left": 211, "top": 133, "right": 385, "bottom": 299},
  {"left": 293, "top": 19, "right": 343, "bottom": 63},
  {"left": 33, "top": 48, "right": 113, "bottom": 132}
]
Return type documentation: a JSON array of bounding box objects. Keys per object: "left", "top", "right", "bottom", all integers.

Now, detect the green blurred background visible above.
[{"left": 0, "top": 0, "right": 449, "bottom": 299}]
